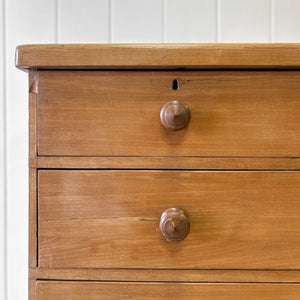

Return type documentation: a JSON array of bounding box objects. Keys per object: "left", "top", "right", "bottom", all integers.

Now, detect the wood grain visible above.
[
  {"left": 37, "top": 70, "right": 300, "bottom": 157},
  {"left": 29, "top": 279, "right": 36, "bottom": 300},
  {"left": 29, "top": 168, "right": 37, "bottom": 268},
  {"left": 29, "top": 268, "right": 300, "bottom": 283},
  {"left": 24, "top": 44, "right": 300, "bottom": 297},
  {"left": 38, "top": 170, "right": 300, "bottom": 269},
  {"left": 29, "top": 75, "right": 38, "bottom": 268},
  {"left": 160, "top": 101, "right": 191, "bottom": 131},
  {"left": 16, "top": 43, "right": 300, "bottom": 70},
  {"left": 30, "top": 156, "right": 300, "bottom": 170},
  {"left": 29, "top": 84, "right": 37, "bottom": 158},
  {"left": 35, "top": 281, "right": 300, "bottom": 299},
  {"left": 159, "top": 207, "right": 190, "bottom": 242},
  {"left": 29, "top": 70, "right": 38, "bottom": 94}
]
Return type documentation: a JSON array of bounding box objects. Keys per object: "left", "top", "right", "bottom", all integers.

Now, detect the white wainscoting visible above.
[{"left": 1, "top": 0, "right": 300, "bottom": 299}]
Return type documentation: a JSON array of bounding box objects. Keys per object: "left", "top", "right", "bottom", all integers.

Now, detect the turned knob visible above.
[
  {"left": 160, "top": 101, "right": 191, "bottom": 131},
  {"left": 160, "top": 208, "right": 190, "bottom": 242}
]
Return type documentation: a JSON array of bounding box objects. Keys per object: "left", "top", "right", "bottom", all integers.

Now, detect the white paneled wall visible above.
[
  {"left": 165, "top": 0, "right": 216, "bottom": 42},
  {"left": 1, "top": 0, "right": 5, "bottom": 299},
  {"left": 272, "top": 0, "right": 300, "bottom": 42},
  {"left": 58, "top": 0, "right": 109, "bottom": 43},
  {"left": 112, "top": 0, "right": 163, "bottom": 43},
  {"left": 1, "top": 0, "right": 300, "bottom": 299},
  {"left": 4, "top": 1, "right": 55, "bottom": 299},
  {"left": 219, "top": 0, "right": 271, "bottom": 42}
]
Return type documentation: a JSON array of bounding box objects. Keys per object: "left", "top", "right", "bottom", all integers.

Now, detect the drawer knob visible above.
[
  {"left": 160, "top": 208, "right": 190, "bottom": 242},
  {"left": 160, "top": 101, "right": 191, "bottom": 131}
]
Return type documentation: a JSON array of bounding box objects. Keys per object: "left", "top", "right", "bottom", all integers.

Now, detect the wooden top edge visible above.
[{"left": 16, "top": 43, "right": 300, "bottom": 70}]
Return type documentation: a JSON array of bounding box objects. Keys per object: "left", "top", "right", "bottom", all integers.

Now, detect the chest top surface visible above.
[{"left": 16, "top": 43, "right": 300, "bottom": 70}]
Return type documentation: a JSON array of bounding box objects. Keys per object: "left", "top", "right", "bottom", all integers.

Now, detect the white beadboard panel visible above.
[
  {"left": 165, "top": 0, "right": 216, "bottom": 42},
  {"left": 5, "top": 1, "right": 55, "bottom": 299},
  {"left": 0, "top": 0, "right": 5, "bottom": 298},
  {"left": 58, "top": 0, "right": 109, "bottom": 43},
  {"left": 112, "top": 0, "right": 162, "bottom": 43},
  {"left": 219, "top": 0, "right": 270, "bottom": 42},
  {"left": 272, "top": 0, "right": 300, "bottom": 42}
]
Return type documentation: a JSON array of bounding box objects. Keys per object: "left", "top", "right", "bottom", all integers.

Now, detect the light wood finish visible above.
[
  {"left": 16, "top": 44, "right": 300, "bottom": 70},
  {"left": 38, "top": 170, "right": 300, "bottom": 269},
  {"left": 29, "top": 168, "right": 37, "bottom": 268},
  {"left": 30, "top": 156, "right": 300, "bottom": 170},
  {"left": 35, "top": 281, "right": 300, "bottom": 300},
  {"left": 29, "top": 268, "right": 300, "bottom": 283},
  {"left": 29, "top": 74, "right": 38, "bottom": 268},
  {"left": 29, "top": 70, "right": 38, "bottom": 94},
  {"left": 20, "top": 44, "right": 300, "bottom": 298},
  {"left": 29, "top": 78, "right": 37, "bottom": 158},
  {"left": 38, "top": 70, "right": 300, "bottom": 157},
  {"left": 29, "top": 279, "right": 36, "bottom": 300}
]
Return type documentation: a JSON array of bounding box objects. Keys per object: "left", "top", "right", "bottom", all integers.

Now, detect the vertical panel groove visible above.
[
  {"left": 55, "top": 0, "right": 59, "bottom": 43},
  {"left": 2, "top": 0, "right": 7, "bottom": 298},
  {"left": 270, "top": 0, "right": 273, "bottom": 42},
  {"left": 165, "top": 0, "right": 216, "bottom": 43},
  {"left": 216, "top": 0, "right": 220, "bottom": 42},
  {"left": 58, "top": 0, "right": 109, "bottom": 43},
  {"left": 6, "top": 2, "right": 55, "bottom": 298},
  {"left": 109, "top": 0, "right": 112, "bottom": 43},
  {"left": 219, "top": 0, "right": 270, "bottom": 42},
  {"left": 161, "top": 0, "right": 165, "bottom": 42},
  {"left": 112, "top": 0, "right": 162, "bottom": 43}
]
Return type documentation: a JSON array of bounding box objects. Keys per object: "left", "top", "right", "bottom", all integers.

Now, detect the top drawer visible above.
[{"left": 38, "top": 71, "right": 300, "bottom": 157}]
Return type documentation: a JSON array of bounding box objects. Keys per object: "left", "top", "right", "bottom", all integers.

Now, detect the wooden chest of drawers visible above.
[{"left": 17, "top": 44, "right": 300, "bottom": 299}]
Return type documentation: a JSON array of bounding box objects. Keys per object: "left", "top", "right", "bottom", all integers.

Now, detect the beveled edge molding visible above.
[
  {"left": 29, "top": 156, "right": 300, "bottom": 170},
  {"left": 16, "top": 43, "right": 300, "bottom": 70},
  {"left": 29, "top": 268, "right": 300, "bottom": 283}
]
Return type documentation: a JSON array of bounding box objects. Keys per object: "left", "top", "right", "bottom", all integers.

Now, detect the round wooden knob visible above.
[
  {"left": 160, "top": 208, "right": 190, "bottom": 242},
  {"left": 160, "top": 101, "right": 191, "bottom": 131}
]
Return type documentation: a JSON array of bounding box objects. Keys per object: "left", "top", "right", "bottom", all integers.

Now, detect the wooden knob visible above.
[
  {"left": 160, "top": 208, "right": 190, "bottom": 242},
  {"left": 160, "top": 101, "right": 191, "bottom": 131}
]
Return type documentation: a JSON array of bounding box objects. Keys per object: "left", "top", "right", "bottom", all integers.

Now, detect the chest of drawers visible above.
[{"left": 16, "top": 44, "right": 300, "bottom": 299}]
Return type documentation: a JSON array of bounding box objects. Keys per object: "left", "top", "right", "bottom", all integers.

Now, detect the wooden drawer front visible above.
[
  {"left": 38, "top": 71, "right": 300, "bottom": 157},
  {"left": 36, "top": 281, "right": 300, "bottom": 300},
  {"left": 38, "top": 170, "right": 300, "bottom": 269}
]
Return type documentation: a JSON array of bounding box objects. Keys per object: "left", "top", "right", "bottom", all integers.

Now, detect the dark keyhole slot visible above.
[{"left": 172, "top": 79, "right": 179, "bottom": 90}]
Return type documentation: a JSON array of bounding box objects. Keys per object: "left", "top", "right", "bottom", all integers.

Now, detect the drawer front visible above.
[
  {"left": 38, "top": 170, "right": 300, "bottom": 269},
  {"left": 38, "top": 71, "right": 300, "bottom": 157},
  {"left": 36, "top": 281, "right": 300, "bottom": 300}
]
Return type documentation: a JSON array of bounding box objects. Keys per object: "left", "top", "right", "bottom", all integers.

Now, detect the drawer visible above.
[
  {"left": 37, "top": 71, "right": 300, "bottom": 157},
  {"left": 36, "top": 281, "right": 300, "bottom": 299},
  {"left": 38, "top": 170, "right": 300, "bottom": 269}
]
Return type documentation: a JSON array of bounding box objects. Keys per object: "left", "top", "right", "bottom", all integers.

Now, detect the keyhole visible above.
[{"left": 172, "top": 79, "right": 179, "bottom": 90}]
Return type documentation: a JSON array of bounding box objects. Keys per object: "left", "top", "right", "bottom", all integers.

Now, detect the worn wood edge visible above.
[
  {"left": 16, "top": 43, "right": 300, "bottom": 70},
  {"left": 29, "top": 268, "right": 300, "bottom": 283},
  {"left": 29, "top": 87, "right": 37, "bottom": 158},
  {"left": 29, "top": 78, "right": 38, "bottom": 269},
  {"left": 29, "top": 168, "right": 37, "bottom": 268},
  {"left": 29, "top": 70, "right": 38, "bottom": 94},
  {"left": 29, "top": 278, "right": 36, "bottom": 300},
  {"left": 29, "top": 157, "right": 300, "bottom": 170},
  {"left": 34, "top": 281, "right": 300, "bottom": 300}
]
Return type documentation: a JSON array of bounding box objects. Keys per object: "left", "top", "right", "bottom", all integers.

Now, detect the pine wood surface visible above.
[
  {"left": 38, "top": 170, "right": 300, "bottom": 269},
  {"left": 35, "top": 281, "right": 300, "bottom": 300},
  {"left": 29, "top": 72, "right": 38, "bottom": 268},
  {"left": 37, "top": 70, "right": 300, "bottom": 157},
  {"left": 23, "top": 44, "right": 300, "bottom": 298},
  {"left": 30, "top": 156, "right": 300, "bottom": 170},
  {"left": 16, "top": 43, "right": 300, "bottom": 70},
  {"left": 29, "top": 268, "right": 300, "bottom": 283}
]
